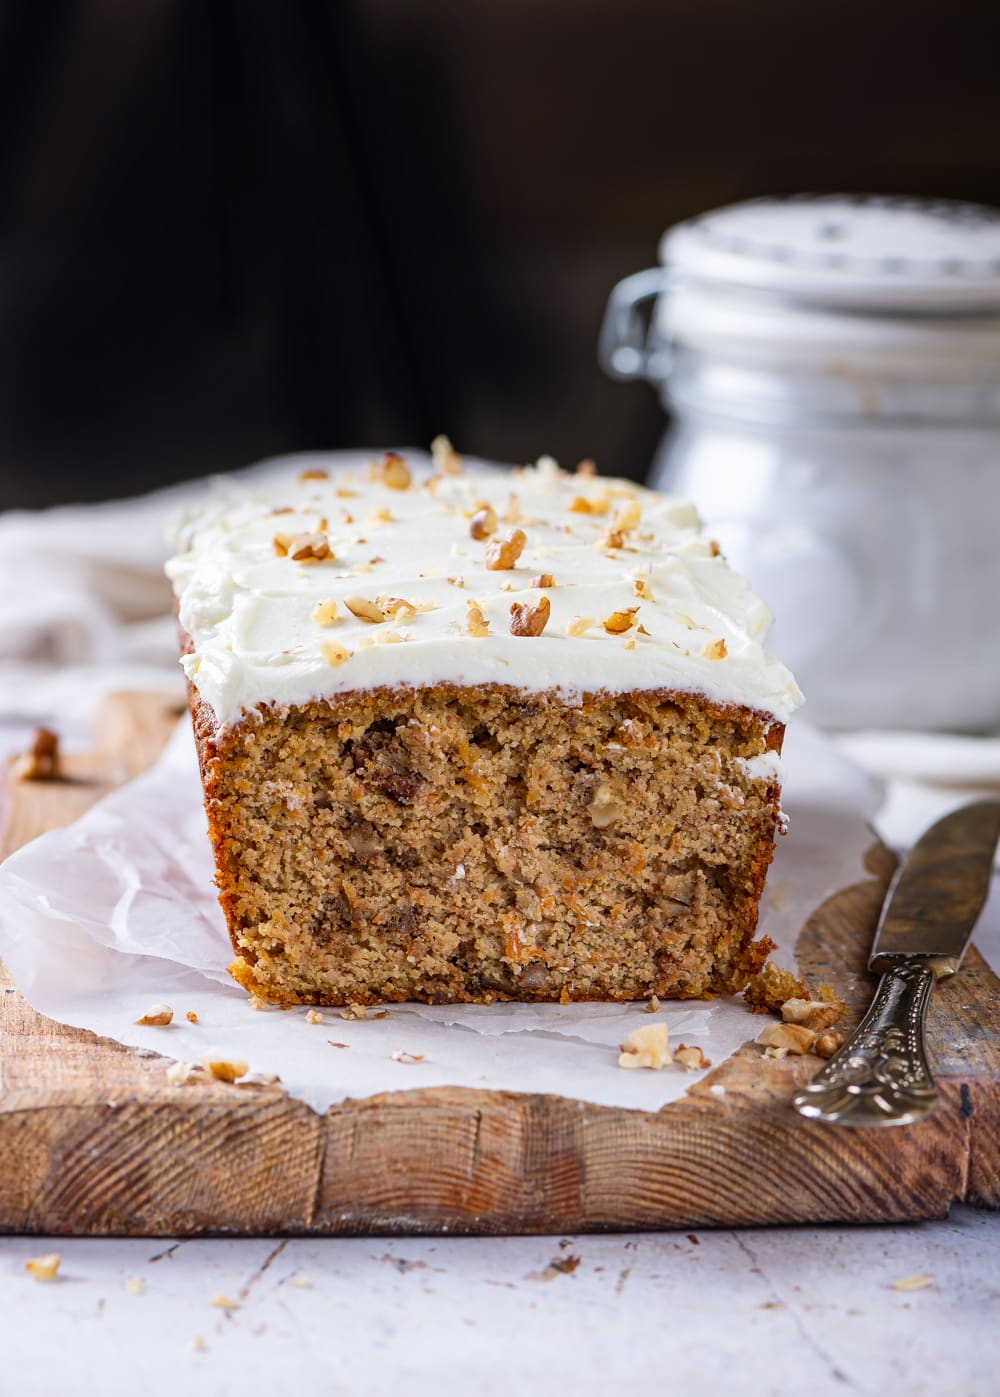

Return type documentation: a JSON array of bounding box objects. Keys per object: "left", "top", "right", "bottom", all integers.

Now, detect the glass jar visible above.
[{"left": 600, "top": 196, "right": 1000, "bottom": 732}]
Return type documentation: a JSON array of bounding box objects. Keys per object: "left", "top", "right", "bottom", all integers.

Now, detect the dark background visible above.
[{"left": 1, "top": 0, "right": 999, "bottom": 509}]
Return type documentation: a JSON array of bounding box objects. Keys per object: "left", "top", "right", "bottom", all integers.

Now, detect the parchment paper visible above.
[{"left": 0, "top": 721, "right": 885, "bottom": 1114}]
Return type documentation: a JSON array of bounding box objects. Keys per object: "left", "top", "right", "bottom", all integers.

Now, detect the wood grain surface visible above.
[{"left": 1, "top": 693, "right": 997, "bottom": 1236}]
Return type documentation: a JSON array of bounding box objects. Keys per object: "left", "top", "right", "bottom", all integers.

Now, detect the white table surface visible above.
[{"left": 2, "top": 1209, "right": 998, "bottom": 1397}]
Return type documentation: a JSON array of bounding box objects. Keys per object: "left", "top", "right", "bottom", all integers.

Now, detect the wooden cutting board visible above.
[{"left": 1, "top": 692, "right": 997, "bottom": 1236}]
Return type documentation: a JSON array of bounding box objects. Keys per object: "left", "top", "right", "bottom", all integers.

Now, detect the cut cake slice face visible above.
[{"left": 167, "top": 448, "right": 802, "bottom": 1005}]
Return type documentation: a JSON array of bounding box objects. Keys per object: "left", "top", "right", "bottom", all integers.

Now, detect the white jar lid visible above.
[{"left": 661, "top": 195, "right": 1000, "bottom": 311}]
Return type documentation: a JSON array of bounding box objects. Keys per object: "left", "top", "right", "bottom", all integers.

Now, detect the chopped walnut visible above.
[
  {"left": 815, "top": 1029, "right": 846, "bottom": 1059},
  {"left": 185, "top": 1011, "right": 198, "bottom": 1024},
  {"left": 166, "top": 1060, "right": 211, "bottom": 1086},
  {"left": 646, "top": 995, "right": 661, "bottom": 1014},
  {"left": 311, "top": 599, "right": 339, "bottom": 626},
  {"left": 25, "top": 1253, "right": 61, "bottom": 1283},
  {"left": 486, "top": 529, "right": 527, "bottom": 570},
  {"left": 743, "top": 961, "right": 808, "bottom": 1015},
  {"left": 298, "top": 468, "right": 328, "bottom": 482},
  {"left": 367, "top": 506, "right": 392, "bottom": 524},
  {"left": 575, "top": 458, "right": 597, "bottom": 477},
  {"left": 588, "top": 782, "right": 620, "bottom": 828},
  {"left": 567, "top": 615, "right": 595, "bottom": 637},
  {"left": 892, "top": 1274, "right": 935, "bottom": 1292},
  {"left": 305, "top": 1009, "right": 323, "bottom": 1025},
  {"left": 199, "top": 1055, "right": 250, "bottom": 1083},
  {"left": 675, "top": 611, "right": 697, "bottom": 630},
  {"left": 431, "top": 433, "right": 463, "bottom": 475},
  {"left": 613, "top": 499, "right": 642, "bottom": 533},
  {"left": 709, "top": 539, "right": 721, "bottom": 557},
  {"left": 135, "top": 1003, "right": 174, "bottom": 1027},
  {"left": 603, "top": 607, "right": 639, "bottom": 635},
  {"left": 12, "top": 727, "right": 61, "bottom": 781},
  {"left": 509, "top": 596, "right": 551, "bottom": 636},
  {"left": 469, "top": 504, "right": 498, "bottom": 540},
  {"left": 209, "top": 1294, "right": 240, "bottom": 1311},
  {"left": 466, "top": 603, "right": 490, "bottom": 637},
  {"left": 319, "top": 640, "right": 351, "bottom": 667},
  {"left": 633, "top": 578, "right": 655, "bottom": 601},
  {"left": 344, "top": 595, "right": 386, "bottom": 623},
  {"left": 618, "top": 1022, "right": 672, "bottom": 1070},
  {"left": 273, "top": 531, "right": 331, "bottom": 562},
  {"left": 596, "top": 528, "right": 624, "bottom": 552},
  {"left": 674, "top": 1043, "right": 712, "bottom": 1072},
  {"left": 530, "top": 573, "right": 555, "bottom": 588},
  {"left": 755, "top": 1022, "right": 817, "bottom": 1055},
  {"left": 124, "top": 1276, "right": 146, "bottom": 1295},
  {"left": 503, "top": 493, "right": 521, "bottom": 524},
  {"left": 377, "top": 595, "right": 417, "bottom": 621},
  {"left": 702, "top": 638, "right": 728, "bottom": 660},
  {"left": 379, "top": 452, "right": 411, "bottom": 490},
  {"left": 569, "top": 495, "right": 609, "bottom": 515},
  {"left": 781, "top": 997, "right": 846, "bottom": 1031}
]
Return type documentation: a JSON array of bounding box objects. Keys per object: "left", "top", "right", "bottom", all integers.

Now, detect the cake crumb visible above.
[
  {"left": 125, "top": 1277, "right": 146, "bottom": 1295},
  {"left": 135, "top": 1003, "right": 174, "bottom": 1027},
  {"left": 391, "top": 1050, "right": 426, "bottom": 1063},
  {"left": 238, "top": 1071, "right": 282, "bottom": 1087},
  {"left": 743, "top": 962, "right": 808, "bottom": 1016},
  {"left": 191, "top": 1336, "right": 207, "bottom": 1353},
  {"left": 288, "top": 1273, "right": 312, "bottom": 1290},
  {"left": 892, "top": 1274, "right": 934, "bottom": 1292},
  {"left": 305, "top": 1009, "right": 323, "bottom": 1024},
  {"left": 12, "top": 727, "right": 61, "bottom": 782},
  {"left": 25, "top": 1253, "right": 61, "bottom": 1283},
  {"left": 209, "top": 1294, "right": 240, "bottom": 1311},
  {"left": 646, "top": 995, "right": 661, "bottom": 1014},
  {"left": 618, "top": 1022, "right": 671, "bottom": 1070},
  {"left": 248, "top": 995, "right": 269, "bottom": 1012},
  {"left": 340, "top": 1003, "right": 367, "bottom": 1021}
]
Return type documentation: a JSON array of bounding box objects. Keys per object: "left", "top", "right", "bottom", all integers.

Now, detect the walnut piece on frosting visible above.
[
  {"left": 431, "top": 434, "right": 464, "bottom": 475},
  {"left": 466, "top": 603, "right": 490, "bottom": 637},
  {"left": 311, "top": 599, "right": 339, "bottom": 626},
  {"left": 486, "top": 529, "right": 527, "bottom": 570},
  {"left": 702, "top": 638, "right": 728, "bottom": 660},
  {"left": 603, "top": 607, "right": 639, "bottom": 635},
  {"left": 469, "top": 504, "right": 498, "bottom": 540},
  {"left": 509, "top": 595, "right": 550, "bottom": 637},
  {"left": 379, "top": 452, "right": 411, "bottom": 490},
  {"left": 344, "top": 596, "right": 386, "bottom": 624}
]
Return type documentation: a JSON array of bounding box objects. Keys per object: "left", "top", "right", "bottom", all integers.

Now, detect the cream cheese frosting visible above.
[{"left": 165, "top": 447, "right": 803, "bottom": 730}]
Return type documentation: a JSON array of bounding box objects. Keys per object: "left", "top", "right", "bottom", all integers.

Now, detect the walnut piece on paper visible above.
[
  {"left": 12, "top": 727, "right": 61, "bottom": 782},
  {"left": 618, "top": 1022, "right": 672, "bottom": 1070}
]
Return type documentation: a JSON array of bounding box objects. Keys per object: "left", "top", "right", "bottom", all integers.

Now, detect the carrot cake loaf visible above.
[{"left": 166, "top": 444, "right": 803, "bottom": 1006}]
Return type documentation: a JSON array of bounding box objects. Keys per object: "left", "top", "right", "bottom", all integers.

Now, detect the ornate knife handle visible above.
[{"left": 792, "top": 957, "right": 943, "bottom": 1127}]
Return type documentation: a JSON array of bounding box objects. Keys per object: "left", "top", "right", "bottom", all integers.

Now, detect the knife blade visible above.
[
  {"left": 870, "top": 800, "right": 1000, "bottom": 971},
  {"left": 794, "top": 800, "right": 1000, "bottom": 1127}
]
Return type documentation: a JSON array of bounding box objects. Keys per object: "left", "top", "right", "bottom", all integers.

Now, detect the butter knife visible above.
[{"left": 793, "top": 800, "right": 1000, "bottom": 1127}]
